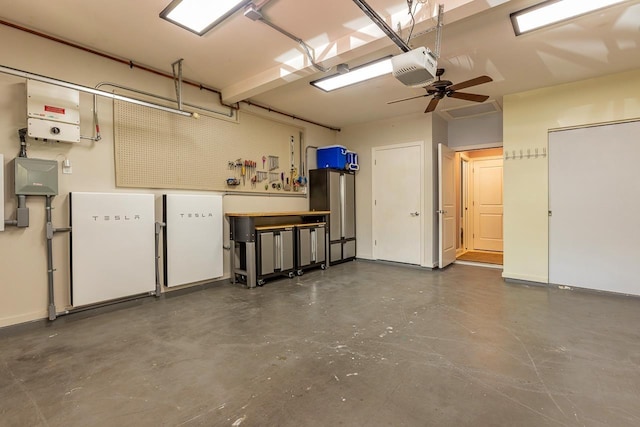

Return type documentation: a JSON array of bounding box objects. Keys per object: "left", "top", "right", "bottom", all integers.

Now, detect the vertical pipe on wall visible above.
[
  {"left": 155, "top": 222, "right": 166, "bottom": 297},
  {"left": 45, "top": 195, "right": 57, "bottom": 321}
]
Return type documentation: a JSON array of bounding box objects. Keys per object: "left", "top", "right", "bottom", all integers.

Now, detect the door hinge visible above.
[
  {"left": 374, "top": 200, "right": 377, "bottom": 206},
  {"left": 374, "top": 240, "right": 377, "bottom": 246},
  {"left": 548, "top": 210, "right": 552, "bottom": 216}
]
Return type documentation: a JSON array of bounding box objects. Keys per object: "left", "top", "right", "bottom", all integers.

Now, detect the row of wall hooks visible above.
[{"left": 504, "top": 147, "right": 546, "bottom": 160}]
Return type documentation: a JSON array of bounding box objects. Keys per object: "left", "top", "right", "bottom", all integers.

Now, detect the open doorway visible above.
[{"left": 454, "top": 147, "right": 503, "bottom": 267}]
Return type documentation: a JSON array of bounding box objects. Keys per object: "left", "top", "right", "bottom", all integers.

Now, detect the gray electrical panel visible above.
[{"left": 14, "top": 158, "right": 58, "bottom": 196}]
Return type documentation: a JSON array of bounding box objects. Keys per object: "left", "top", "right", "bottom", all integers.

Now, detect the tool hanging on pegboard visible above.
[
  {"left": 268, "top": 155, "right": 279, "bottom": 171},
  {"left": 256, "top": 171, "right": 268, "bottom": 182}
]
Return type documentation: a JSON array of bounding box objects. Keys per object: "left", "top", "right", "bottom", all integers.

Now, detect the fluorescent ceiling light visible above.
[
  {"left": 511, "top": 0, "right": 627, "bottom": 35},
  {"left": 160, "top": 0, "right": 250, "bottom": 36},
  {"left": 310, "top": 57, "right": 393, "bottom": 92}
]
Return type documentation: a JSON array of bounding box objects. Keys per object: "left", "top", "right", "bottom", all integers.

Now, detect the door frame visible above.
[
  {"left": 450, "top": 144, "right": 504, "bottom": 258},
  {"left": 459, "top": 153, "right": 471, "bottom": 254},
  {"left": 371, "top": 141, "right": 425, "bottom": 266}
]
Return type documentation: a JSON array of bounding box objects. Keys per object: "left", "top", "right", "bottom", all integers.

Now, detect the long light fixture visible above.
[
  {"left": 310, "top": 56, "right": 393, "bottom": 92},
  {"left": 511, "top": 0, "right": 628, "bottom": 35},
  {"left": 160, "top": 0, "right": 251, "bottom": 36}
]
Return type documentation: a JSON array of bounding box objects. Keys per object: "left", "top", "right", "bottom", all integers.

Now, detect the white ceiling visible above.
[{"left": 1, "top": 0, "right": 639, "bottom": 128}]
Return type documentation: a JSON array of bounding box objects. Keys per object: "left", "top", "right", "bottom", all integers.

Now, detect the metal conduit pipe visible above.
[
  {"left": 0, "top": 18, "right": 345, "bottom": 132},
  {"left": 434, "top": 4, "right": 444, "bottom": 59},
  {"left": 253, "top": 0, "right": 275, "bottom": 9},
  {"left": 351, "top": 0, "right": 411, "bottom": 52},
  {"left": 244, "top": 5, "right": 330, "bottom": 73},
  {"left": 264, "top": 20, "right": 329, "bottom": 73},
  {"left": 0, "top": 19, "right": 237, "bottom": 110},
  {"left": 172, "top": 59, "right": 184, "bottom": 111},
  {"left": 0, "top": 65, "right": 194, "bottom": 119},
  {"left": 305, "top": 145, "right": 319, "bottom": 179},
  {"left": 15, "top": 194, "right": 29, "bottom": 228},
  {"left": 55, "top": 293, "right": 153, "bottom": 319},
  {"left": 45, "top": 195, "right": 56, "bottom": 321},
  {"left": 95, "top": 82, "right": 235, "bottom": 118},
  {"left": 90, "top": 94, "right": 102, "bottom": 142},
  {"left": 154, "top": 222, "right": 166, "bottom": 298},
  {"left": 241, "top": 100, "right": 340, "bottom": 131}
]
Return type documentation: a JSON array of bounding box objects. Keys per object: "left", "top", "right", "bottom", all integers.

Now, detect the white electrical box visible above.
[
  {"left": 27, "top": 80, "right": 80, "bottom": 143},
  {"left": 0, "top": 154, "right": 4, "bottom": 232},
  {"left": 27, "top": 119, "right": 80, "bottom": 143}
]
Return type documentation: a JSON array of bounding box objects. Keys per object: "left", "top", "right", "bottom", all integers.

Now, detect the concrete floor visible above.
[{"left": 1, "top": 262, "right": 640, "bottom": 427}]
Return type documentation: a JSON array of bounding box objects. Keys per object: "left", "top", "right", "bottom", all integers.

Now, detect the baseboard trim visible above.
[
  {"left": 503, "top": 277, "right": 549, "bottom": 287},
  {"left": 502, "top": 272, "right": 547, "bottom": 284},
  {"left": 357, "top": 258, "right": 433, "bottom": 271}
]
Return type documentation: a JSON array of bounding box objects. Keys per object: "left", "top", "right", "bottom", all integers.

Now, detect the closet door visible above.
[{"left": 549, "top": 120, "right": 640, "bottom": 296}]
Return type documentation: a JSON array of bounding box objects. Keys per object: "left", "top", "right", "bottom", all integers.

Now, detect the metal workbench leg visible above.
[
  {"left": 246, "top": 241, "right": 257, "bottom": 288},
  {"left": 230, "top": 238, "right": 236, "bottom": 284}
]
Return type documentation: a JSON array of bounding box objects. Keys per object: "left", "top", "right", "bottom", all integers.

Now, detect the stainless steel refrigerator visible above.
[{"left": 309, "top": 168, "right": 356, "bottom": 265}]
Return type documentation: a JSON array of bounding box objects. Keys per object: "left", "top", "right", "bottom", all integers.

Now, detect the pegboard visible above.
[{"left": 114, "top": 100, "right": 303, "bottom": 192}]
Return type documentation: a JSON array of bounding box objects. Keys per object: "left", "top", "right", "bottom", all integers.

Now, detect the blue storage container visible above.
[{"left": 316, "top": 145, "right": 348, "bottom": 169}]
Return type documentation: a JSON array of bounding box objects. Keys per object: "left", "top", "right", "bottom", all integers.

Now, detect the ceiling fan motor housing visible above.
[{"left": 391, "top": 46, "right": 438, "bottom": 87}]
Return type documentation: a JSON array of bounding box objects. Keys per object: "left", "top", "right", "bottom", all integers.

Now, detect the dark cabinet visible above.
[
  {"left": 309, "top": 169, "right": 356, "bottom": 265},
  {"left": 296, "top": 223, "right": 326, "bottom": 274},
  {"left": 256, "top": 226, "right": 295, "bottom": 284}
]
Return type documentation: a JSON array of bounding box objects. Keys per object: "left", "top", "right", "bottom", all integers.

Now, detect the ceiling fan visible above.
[{"left": 388, "top": 68, "right": 493, "bottom": 113}]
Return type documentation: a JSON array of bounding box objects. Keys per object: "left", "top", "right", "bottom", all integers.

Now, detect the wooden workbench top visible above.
[{"left": 226, "top": 211, "right": 330, "bottom": 217}]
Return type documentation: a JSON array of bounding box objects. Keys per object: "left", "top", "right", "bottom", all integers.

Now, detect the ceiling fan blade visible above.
[
  {"left": 448, "top": 75, "right": 492, "bottom": 92},
  {"left": 425, "top": 97, "right": 440, "bottom": 113},
  {"left": 387, "top": 93, "right": 430, "bottom": 105},
  {"left": 448, "top": 92, "right": 490, "bottom": 103}
]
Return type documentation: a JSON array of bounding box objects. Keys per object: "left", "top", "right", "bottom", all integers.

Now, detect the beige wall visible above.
[
  {"left": 336, "top": 112, "right": 444, "bottom": 267},
  {"left": 0, "top": 25, "right": 337, "bottom": 327},
  {"left": 503, "top": 68, "right": 640, "bottom": 283}
]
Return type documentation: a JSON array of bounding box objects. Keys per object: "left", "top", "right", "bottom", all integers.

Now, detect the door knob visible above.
[{"left": 410, "top": 212, "right": 420, "bottom": 216}]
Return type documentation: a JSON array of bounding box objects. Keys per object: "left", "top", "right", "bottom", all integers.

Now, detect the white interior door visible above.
[
  {"left": 372, "top": 142, "right": 423, "bottom": 265},
  {"left": 472, "top": 158, "right": 503, "bottom": 251},
  {"left": 438, "top": 143, "right": 456, "bottom": 268}
]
